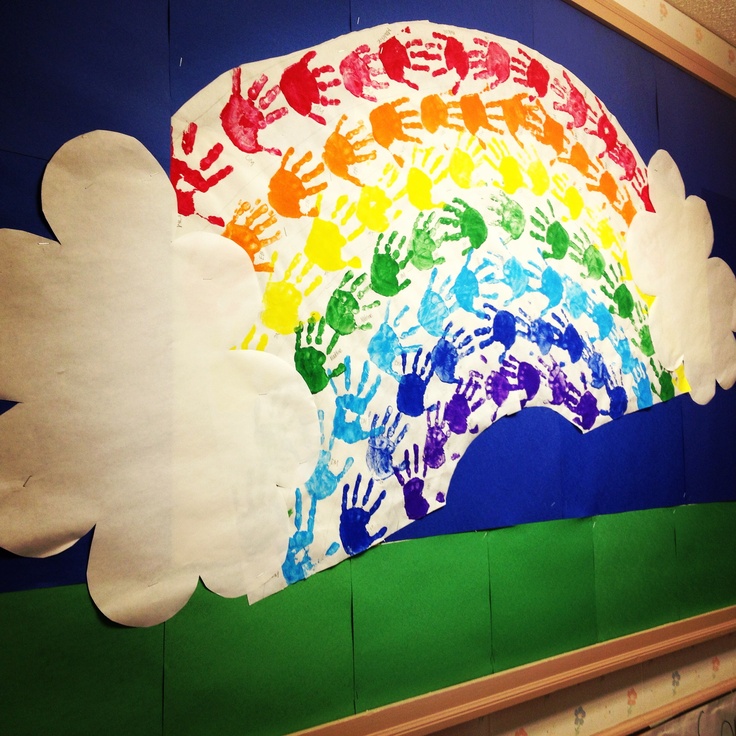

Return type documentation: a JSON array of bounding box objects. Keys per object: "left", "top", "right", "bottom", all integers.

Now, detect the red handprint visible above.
[
  {"left": 280, "top": 50, "right": 341, "bottom": 125},
  {"left": 586, "top": 97, "right": 638, "bottom": 180},
  {"left": 339, "top": 44, "right": 388, "bottom": 102},
  {"left": 511, "top": 48, "right": 550, "bottom": 98},
  {"left": 468, "top": 37, "right": 511, "bottom": 88},
  {"left": 220, "top": 68, "right": 287, "bottom": 156},
  {"left": 222, "top": 199, "right": 280, "bottom": 272},
  {"left": 551, "top": 71, "right": 591, "bottom": 129},
  {"left": 268, "top": 147, "right": 327, "bottom": 218},
  {"left": 379, "top": 32, "right": 438, "bottom": 90},
  {"left": 170, "top": 122, "right": 233, "bottom": 226},
  {"left": 431, "top": 32, "right": 470, "bottom": 94},
  {"left": 322, "top": 115, "right": 376, "bottom": 187},
  {"left": 631, "top": 168, "right": 654, "bottom": 211}
]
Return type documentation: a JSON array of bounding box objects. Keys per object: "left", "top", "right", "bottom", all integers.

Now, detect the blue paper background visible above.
[{"left": 1, "top": 0, "right": 734, "bottom": 590}]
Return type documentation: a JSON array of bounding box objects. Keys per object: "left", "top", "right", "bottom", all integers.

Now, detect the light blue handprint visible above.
[
  {"left": 368, "top": 303, "right": 422, "bottom": 380},
  {"left": 331, "top": 357, "right": 382, "bottom": 444}
]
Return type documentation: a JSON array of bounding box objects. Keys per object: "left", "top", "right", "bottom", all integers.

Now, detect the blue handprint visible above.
[
  {"left": 474, "top": 304, "right": 518, "bottom": 354},
  {"left": 339, "top": 473, "right": 388, "bottom": 555},
  {"left": 366, "top": 407, "right": 409, "bottom": 480},
  {"left": 449, "top": 251, "right": 498, "bottom": 316},
  {"left": 331, "top": 357, "right": 382, "bottom": 444},
  {"left": 281, "top": 488, "right": 316, "bottom": 584},
  {"left": 418, "top": 267, "right": 455, "bottom": 337},
  {"left": 305, "top": 409, "right": 354, "bottom": 500},
  {"left": 368, "top": 303, "right": 421, "bottom": 380},
  {"left": 397, "top": 348, "right": 436, "bottom": 417},
  {"left": 430, "top": 321, "right": 475, "bottom": 384}
]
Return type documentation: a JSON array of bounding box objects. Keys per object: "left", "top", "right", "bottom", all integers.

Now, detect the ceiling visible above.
[{"left": 668, "top": 0, "right": 736, "bottom": 46}]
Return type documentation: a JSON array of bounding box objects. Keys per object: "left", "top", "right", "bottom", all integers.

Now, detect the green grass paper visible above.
[
  {"left": 0, "top": 583, "right": 163, "bottom": 736},
  {"left": 163, "top": 563, "right": 354, "bottom": 736},
  {"left": 593, "top": 508, "right": 679, "bottom": 641},
  {"left": 488, "top": 518, "right": 597, "bottom": 671},
  {"left": 351, "top": 533, "right": 492, "bottom": 712},
  {"left": 675, "top": 503, "right": 736, "bottom": 617}
]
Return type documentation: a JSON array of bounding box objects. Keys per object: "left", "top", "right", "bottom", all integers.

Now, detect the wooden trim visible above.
[
  {"left": 562, "top": 0, "right": 736, "bottom": 99},
  {"left": 594, "top": 677, "right": 736, "bottom": 736},
  {"left": 291, "top": 606, "right": 736, "bottom": 736}
]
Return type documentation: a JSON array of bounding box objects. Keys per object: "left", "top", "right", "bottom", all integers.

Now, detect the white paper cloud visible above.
[
  {"left": 627, "top": 149, "right": 736, "bottom": 404},
  {"left": 0, "top": 131, "right": 320, "bottom": 626}
]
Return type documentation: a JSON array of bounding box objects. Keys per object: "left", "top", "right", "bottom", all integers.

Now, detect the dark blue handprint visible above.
[
  {"left": 339, "top": 473, "right": 388, "bottom": 555},
  {"left": 397, "top": 348, "right": 436, "bottom": 417},
  {"left": 474, "top": 303, "right": 518, "bottom": 354},
  {"left": 430, "top": 321, "right": 475, "bottom": 384}
]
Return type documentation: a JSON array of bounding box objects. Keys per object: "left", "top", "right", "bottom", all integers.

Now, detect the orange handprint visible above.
[
  {"left": 369, "top": 97, "right": 423, "bottom": 164},
  {"left": 268, "top": 147, "right": 327, "bottom": 218},
  {"left": 222, "top": 199, "right": 281, "bottom": 272},
  {"left": 322, "top": 115, "right": 377, "bottom": 187}
]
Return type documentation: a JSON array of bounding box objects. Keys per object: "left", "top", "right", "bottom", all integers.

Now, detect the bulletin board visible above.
[{"left": 0, "top": 0, "right": 735, "bottom": 734}]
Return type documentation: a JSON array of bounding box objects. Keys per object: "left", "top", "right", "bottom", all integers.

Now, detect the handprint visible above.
[
  {"left": 395, "top": 444, "right": 430, "bottom": 520},
  {"left": 368, "top": 304, "right": 422, "bottom": 380},
  {"left": 171, "top": 122, "right": 234, "bottom": 226},
  {"left": 486, "top": 138, "right": 525, "bottom": 194},
  {"left": 409, "top": 211, "right": 446, "bottom": 270},
  {"left": 279, "top": 50, "right": 341, "bottom": 125},
  {"left": 420, "top": 93, "right": 465, "bottom": 134},
  {"left": 567, "top": 229, "right": 606, "bottom": 280},
  {"left": 551, "top": 173, "right": 585, "bottom": 220},
  {"left": 339, "top": 474, "right": 387, "bottom": 555},
  {"left": 397, "top": 349, "right": 436, "bottom": 417},
  {"left": 430, "top": 32, "right": 470, "bottom": 94},
  {"left": 430, "top": 321, "right": 475, "bottom": 383},
  {"left": 322, "top": 115, "right": 377, "bottom": 187},
  {"left": 474, "top": 304, "right": 519, "bottom": 354},
  {"left": 340, "top": 44, "right": 388, "bottom": 102},
  {"left": 281, "top": 487, "right": 317, "bottom": 583},
  {"left": 305, "top": 409, "right": 354, "bottom": 500},
  {"left": 489, "top": 190, "right": 526, "bottom": 241},
  {"left": 558, "top": 141, "right": 602, "bottom": 180},
  {"left": 511, "top": 48, "right": 550, "bottom": 98},
  {"left": 486, "top": 356, "right": 542, "bottom": 411},
  {"left": 331, "top": 357, "right": 382, "bottom": 444},
  {"left": 219, "top": 68, "right": 287, "bottom": 156},
  {"left": 530, "top": 201, "right": 571, "bottom": 260},
  {"left": 439, "top": 197, "right": 489, "bottom": 254},
  {"left": 222, "top": 199, "right": 280, "bottom": 272},
  {"left": 586, "top": 97, "right": 638, "bottom": 180},
  {"left": 370, "top": 231, "right": 412, "bottom": 297},
  {"left": 268, "top": 147, "right": 327, "bottom": 218},
  {"left": 444, "top": 373, "right": 485, "bottom": 435},
  {"left": 453, "top": 93, "right": 504, "bottom": 141},
  {"left": 423, "top": 404, "right": 450, "bottom": 470},
  {"left": 294, "top": 315, "right": 345, "bottom": 394},
  {"left": 303, "top": 213, "right": 361, "bottom": 272},
  {"left": 600, "top": 262, "right": 635, "bottom": 321},
  {"left": 367, "top": 407, "right": 409, "bottom": 480},
  {"left": 325, "top": 270, "right": 379, "bottom": 338},
  {"left": 261, "top": 253, "right": 321, "bottom": 334},
  {"left": 379, "top": 33, "right": 437, "bottom": 90},
  {"left": 450, "top": 251, "right": 499, "bottom": 316},
  {"left": 551, "top": 71, "right": 591, "bottom": 129},
  {"left": 369, "top": 97, "right": 423, "bottom": 162},
  {"left": 468, "top": 36, "right": 511, "bottom": 87}
]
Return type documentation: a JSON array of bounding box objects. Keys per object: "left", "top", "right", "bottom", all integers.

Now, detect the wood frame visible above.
[
  {"left": 293, "top": 606, "right": 736, "bottom": 736},
  {"left": 564, "top": 0, "right": 736, "bottom": 99}
]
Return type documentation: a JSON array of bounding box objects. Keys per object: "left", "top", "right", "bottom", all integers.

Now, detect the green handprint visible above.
[
  {"left": 488, "top": 190, "right": 525, "bottom": 241},
  {"left": 294, "top": 315, "right": 346, "bottom": 394},
  {"left": 600, "top": 262, "right": 635, "bottom": 320},
  {"left": 650, "top": 358, "right": 675, "bottom": 401},
  {"left": 439, "top": 197, "right": 489, "bottom": 254},
  {"left": 409, "top": 211, "right": 445, "bottom": 271},
  {"left": 370, "top": 231, "right": 412, "bottom": 297},
  {"left": 530, "top": 200, "right": 570, "bottom": 260},
  {"left": 325, "top": 270, "right": 379, "bottom": 337},
  {"left": 569, "top": 229, "right": 605, "bottom": 280}
]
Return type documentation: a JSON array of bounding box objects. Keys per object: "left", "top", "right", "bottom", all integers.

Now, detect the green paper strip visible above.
[
  {"left": 488, "top": 518, "right": 597, "bottom": 672},
  {"left": 351, "top": 533, "right": 492, "bottom": 713}
]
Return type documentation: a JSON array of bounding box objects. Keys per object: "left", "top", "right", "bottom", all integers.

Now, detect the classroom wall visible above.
[{"left": 0, "top": 1, "right": 734, "bottom": 734}]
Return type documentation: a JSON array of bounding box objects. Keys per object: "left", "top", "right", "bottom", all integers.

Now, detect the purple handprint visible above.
[
  {"left": 423, "top": 403, "right": 450, "bottom": 470},
  {"left": 395, "top": 444, "right": 429, "bottom": 520},
  {"left": 444, "top": 372, "right": 485, "bottom": 434},
  {"left": 339, "top": 473, "right": 388, "bottom": 555}
]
